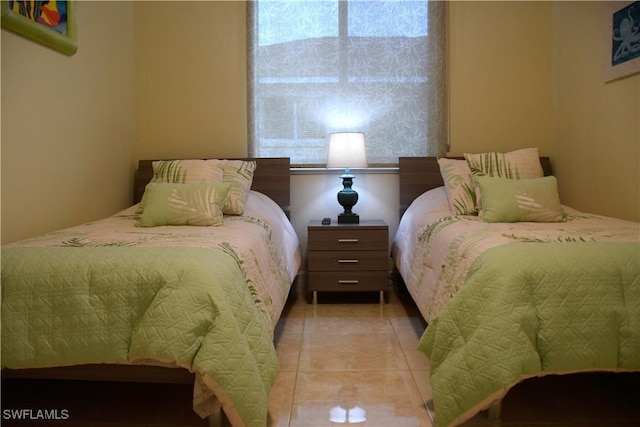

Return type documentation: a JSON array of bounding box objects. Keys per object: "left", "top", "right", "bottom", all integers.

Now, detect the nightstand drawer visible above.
[
  {"left": 308, "top": 271, "right": 389, "bottom": 292},
  {"left": 308, "top": 250, "right": 389, "bottom": 271},
  {"left": 308, "top": 228, "right": 387, "bottom": 251}
]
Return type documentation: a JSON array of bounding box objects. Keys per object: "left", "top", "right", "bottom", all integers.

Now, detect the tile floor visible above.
[
  {"left": 3, "top": 279, "right": 639, "bottom": 426},
  {"left": 268, "top": 281, "right": 433, "bottom": 427}
]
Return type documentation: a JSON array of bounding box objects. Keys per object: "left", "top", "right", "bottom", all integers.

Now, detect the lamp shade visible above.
[{"left": 326, "top": 132, "right": 367, "bottom": 169}]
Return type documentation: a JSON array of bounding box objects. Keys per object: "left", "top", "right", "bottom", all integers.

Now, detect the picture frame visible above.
[
  {"left": 1, "top": 0, "right": 77, "bottom": 56},
  {"left": 604, "top": 1, "right": 640, "bottom": 82}
]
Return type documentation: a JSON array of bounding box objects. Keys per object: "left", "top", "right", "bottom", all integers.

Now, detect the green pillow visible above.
[
  {"left": 136, "top": 159, "right": 225, "bottom": 214},
  {"left": 476, "top": 175, "right": 564, "bottom": 223},
  {"left": 136, "top": 182, "right": 231, "bottom": 227}
]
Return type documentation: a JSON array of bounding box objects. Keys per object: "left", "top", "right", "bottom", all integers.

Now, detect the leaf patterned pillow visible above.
[
  {"left": 151, "top": 159, "right": 225, "bottom": 184},
  {"left": 222, "top": 160, "right": 256, "bottom": 215},
  {"left": 136, "top": 182, "right": 231, "bottom": 227},
  {"left": 464, "top": 148, "right": 543, "bottom": 180},
  {"left": 464, "top": 148, "right": 544, "bottom": 212},
  {"left": 475, "top": 175, "right": 564, "bottom": 223},
  {"left": 437, "top": 158, "right": 477, "bottom": 215}
]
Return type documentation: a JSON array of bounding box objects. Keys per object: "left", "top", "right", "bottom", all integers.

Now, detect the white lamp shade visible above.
[{"left": 326, "top": 132, "right": 368, "bottom": 169}]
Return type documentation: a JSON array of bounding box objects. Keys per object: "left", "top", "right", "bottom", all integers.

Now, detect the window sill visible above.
[{"left": 290, "top": 167, "right": 398, "bottom": 175}]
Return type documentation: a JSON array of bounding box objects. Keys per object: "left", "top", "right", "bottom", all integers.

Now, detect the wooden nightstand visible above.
[{"left": 307, "top": 219, "right": 389, "bottom": 304}]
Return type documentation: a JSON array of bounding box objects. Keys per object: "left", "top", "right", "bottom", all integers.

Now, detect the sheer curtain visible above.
[{"left": 247, "top": 0, "right": 448, "bottom": 166}]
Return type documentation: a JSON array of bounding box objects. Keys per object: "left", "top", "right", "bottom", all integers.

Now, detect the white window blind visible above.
[{"left": 247, "top": 0, "right": 447, "bottom": 166}]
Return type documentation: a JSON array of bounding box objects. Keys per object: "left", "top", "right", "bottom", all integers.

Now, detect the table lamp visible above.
[{"left": 327, "top": 132, "right": 368, "bottom": 224}]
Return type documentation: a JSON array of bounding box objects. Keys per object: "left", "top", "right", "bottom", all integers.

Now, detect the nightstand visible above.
[{"left": 307, "top": 219, "right": 389, "bottom": 304}]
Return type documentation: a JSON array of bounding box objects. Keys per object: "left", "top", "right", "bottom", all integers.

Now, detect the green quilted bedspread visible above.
[
  {"left": 2, "top": 246, "right": 279, "bottom": 427},
  {"left": 418, "top": 242, "right": 640, "bottom": 427}
]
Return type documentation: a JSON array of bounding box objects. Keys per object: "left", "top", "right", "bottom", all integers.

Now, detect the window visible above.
[{"left": 248, "top": 1, "right": 447, "bottom": 166}]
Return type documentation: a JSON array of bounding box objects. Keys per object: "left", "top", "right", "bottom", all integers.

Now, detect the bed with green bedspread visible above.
[
  {"left": 2, "top": 191, "right": 301, "bottom": 427},
  {"left": 393, "top": 185, "right": 640, "bottom": 427}
]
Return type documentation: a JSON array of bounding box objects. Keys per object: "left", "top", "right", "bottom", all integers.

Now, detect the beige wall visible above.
[
  {"left": 1, "top": 1, "right": 136, "bottom": 244},
  {"left": 448, "top": 1, "right": 552, "bottom": 156},
  {"left": 134, "top": 1, "right": 248, "bottom": 160},
  {"left": 551, "top": 2, "right": 639, "bottom": 222}
]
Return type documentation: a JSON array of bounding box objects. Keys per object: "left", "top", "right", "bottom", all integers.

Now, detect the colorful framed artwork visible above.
[
  {"left": 1, "top": 0, "right": 77, "bottom": 56},
  {"left": 604, "top": 1, "right": 640, "bottom": 82}
]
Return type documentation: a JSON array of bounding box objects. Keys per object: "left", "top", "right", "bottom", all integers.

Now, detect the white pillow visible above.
[
  {"left": 222, "top": 160, "right": 256, "bottom": 215},
  {"left": 464, "top": 148, "right": 543, "bottom": 180},
  {"left": 437, "top": 158, "right": 477, "bottom": 215}
]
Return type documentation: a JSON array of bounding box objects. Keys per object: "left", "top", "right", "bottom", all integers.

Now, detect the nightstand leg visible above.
[
  {"left": 379, "top": 290, "right": 384, "bottom": 304},
  {"left": 312, "top": 290, "right": 318, "bottom": 305}
]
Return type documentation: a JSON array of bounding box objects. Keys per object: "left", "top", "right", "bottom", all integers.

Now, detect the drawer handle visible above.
[
  {"left": 338, "top": 259, "right": 359, "bottom": 264},
  {"left": 338, "top": 280, "right": 359, "bottom": 285},
  {"left": 338, "top": 239, "right": 359, "bottom": 243}
]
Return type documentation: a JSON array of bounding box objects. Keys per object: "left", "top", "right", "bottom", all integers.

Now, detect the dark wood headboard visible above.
[
  {"left": 134, "top": 157, "right": 291, "bottom": 213},
  {"left": 399, "top": 156, "right": 553, "bottom": 214}
]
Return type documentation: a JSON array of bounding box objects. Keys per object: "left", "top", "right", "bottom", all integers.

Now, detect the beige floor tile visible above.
[
  {"left": 410, "top": 369, "right": 433, "bottom": 403},
  {"left": 390, "top": 316, "right": 427, "bottom": 349},
  {"left": 276, "top": 315, "right": 306, "bottom": 338},
  {"left": 304, "top": 313, "right": 393, "bottom": 335},
  {"left": 403, "top": 349, "right": 431, "bottom": 370},
  {"left": 289, "top": 370, "right": 432, "bottom": 427},
  {"left": 275, "top": 332, "right": 303, "bottom": 372},
  {"left": 298, "top": 333, "right": 408, "bottom": 372},
  {"left": 268, "top": 371, "right": 297, "bottom": 427},
  {"left": 305, "top": 302, "right": 390, "bottom": 317}
]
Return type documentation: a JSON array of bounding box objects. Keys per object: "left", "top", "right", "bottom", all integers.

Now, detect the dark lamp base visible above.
[{"left": 338, "top": 213, "right": 360, "bottom": 224}]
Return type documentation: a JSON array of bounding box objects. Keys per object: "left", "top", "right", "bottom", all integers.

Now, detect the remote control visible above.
[{"left": 321, "top": 217, "right": 331, "bottom": 225}]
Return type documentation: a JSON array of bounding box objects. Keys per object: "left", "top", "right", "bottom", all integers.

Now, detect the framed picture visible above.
[
  {"left": 604, "top": 1, "right": 640, "bottom": 82},
  {"left": 1, "top": 0, "right": 77, "bottom": 56}
]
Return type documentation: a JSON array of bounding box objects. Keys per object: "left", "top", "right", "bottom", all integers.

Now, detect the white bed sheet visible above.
[{"left": 391, "top": 187, "right": 451, "bottom": 322}]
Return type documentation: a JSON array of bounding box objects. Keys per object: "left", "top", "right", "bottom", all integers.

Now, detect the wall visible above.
[
  {"left": 448, "top": 1, "right": 552, "bottom": 156},
  {"left": 134, "top": 1, "right": 248, "bottom": 160},
  {"left": 1, "top": 1, "right": 136, "bottom": 244},
  {"left": 551, "top": 2, "right": 639, "bottom": 222}
]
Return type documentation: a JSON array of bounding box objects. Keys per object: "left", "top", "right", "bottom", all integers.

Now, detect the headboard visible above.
[
  {"left": 399, "top": 156, "right": 553, "bottom": 215},
  {"left": 134, "top": 157, "right": 291, "bottom": 214}
]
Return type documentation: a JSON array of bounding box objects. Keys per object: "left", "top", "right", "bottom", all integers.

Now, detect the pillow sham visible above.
[
  {"left": 222, "top": 160, "right": 256, "bottom": 215},
  {"left": 151, "top": 159, "right": 225, "bottom": 184},
  {"left": 136, "top": 182, "right": 231, "bottom": 227},
  {"left": 475, "top": 175, "right": 564, "bottom": 223},
  {"left": 437, "top": 158, "right": 477, "bottom": 215},
  {"left": 464, "top": 147, "right": 544, "bottom": 180}
]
